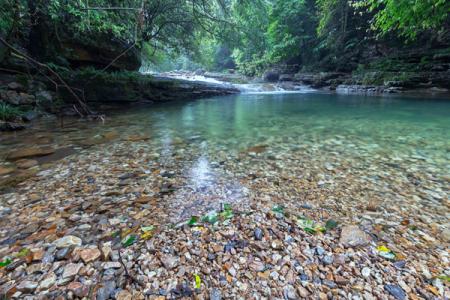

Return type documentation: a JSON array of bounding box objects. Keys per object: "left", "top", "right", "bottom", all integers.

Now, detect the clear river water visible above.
[{"left": 1, "top": 92, "right": 449, "bottom": 221}]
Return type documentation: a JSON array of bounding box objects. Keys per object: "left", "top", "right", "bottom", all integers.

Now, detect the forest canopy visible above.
[{"left": 1, "top": 0, "right": 449, "bottom": 75}]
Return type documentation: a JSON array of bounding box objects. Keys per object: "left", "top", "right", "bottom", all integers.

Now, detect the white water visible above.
[{"left": 142, "top": 71, "right": 316, "bottom": 94}]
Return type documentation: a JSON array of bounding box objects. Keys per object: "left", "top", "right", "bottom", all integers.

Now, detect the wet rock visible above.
[
  {"left": 22, "top": 111, "right": 39, "bottom": 122},
  {"left": 210, "top": 288, "right": 222, "bottom": 300},
  {"left": 283, "top": 285, "right": 298, "bottom": 299},
  {"left": 322, "top": 254, "right": 334, "bottom": 265},
  {"left": 7, "top": 147, "right": 55, "bottom": 160},
  {"left": 102, "top": 262, "right": 122, "bottom": 269},
  {"left": 38, "top": 273, "right": 56, "bottom": 290},
  {"left": 96, "top": 281, "right": 116, "bottom": 300},
  {"left": 7, "top": 82, "right": 24, "bottom": 91},
  {"left": 53, "top": 236, "right": 82, "bottom": 248},
  {"left": 55, "top": 248, "right": 72, "bottom": 260},
  {"left": 254, "top": 228, "right": 263, "bottom": 240},
  {"left": 116, "top": 290, "right": 133, "bottom": 300},
  {"left": 16, "top": 281, "right": 38, "bottom": 293},
  {"left": 361, "top": 267, "right": 371, "bottom": 278},
  {"left": 67, "top": 282, "right": 89, "bottom": 298},
  {"left": 80, "top": 248, "right": 101, "bottom": 263},
  {"left": 62, "top": 263, "right": 83, "bottom": 278},
  {"left": 339, "top": 225, "right": 371, "bottom": 247},
  {"left": 15, "top": 159, "right": 38, "bottom": 169},
  {"left": 384, "top": 284, "right": 406, "bottom": 300},
  {"left": 161, "top": 255, "right": 179, "bottom": 269},
  {"left": 0, "top": 166, "right": 16, "bottom": 176}
]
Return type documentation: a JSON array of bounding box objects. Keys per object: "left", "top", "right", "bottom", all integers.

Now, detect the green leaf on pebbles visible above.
[
  {"left": 122, "top": 235, "right": 137, "bottom": 247},
  {"left": 272, "top": 205, "right": 285, "bottom": 215},
  {"left": 437, "top": 275, "right": 450, "bottom": 282},
  {"left": 16, "top": 248, "right": 30, "bottom": 258},
  {"left": 141, "top": 226, "right": 155, "bottom": 232},
  {"left": 220, "top": 205, "right": 234, "bottom": 220},
  {"left": 376, "top": 245, "right": 396, "bottom": 260},
  {"left": 202, "top": 211, "right": 219, "bottom": 224},
  {"left": 0, "top": 258, "right": 12, "bottom": 268},
  {"left": 297, "top": 218, "right": 329, "bottom": 234},
  {"left": 188, "top": 216, "right": 199, "bottom": 227}
]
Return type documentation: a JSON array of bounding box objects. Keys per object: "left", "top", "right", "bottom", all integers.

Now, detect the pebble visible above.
[
  {"left": 62, "top": 263, "right": 83, "bottom": 278},
  {"left": 254, "top": 228, "right": 263, "bottom": 240},
  {"left": 322, "top": 254, "right": 334, "bottom": 265},
  {"left": 53, "top": 236, "right": 82, "bottom": 248},
  {"left": 361, "top": 267, "right": 371, "bottom": 278},
  {"left": 38, "top": 273, "right": 56, "bottom": 290},
  {"left": 96, "top": 281, "right": 116, "bottom": 300},
  {"left": 384, "top": 284, "right": 406, "bottom": 300},
  {"left": 16, "top": 281, "right": 38, "bottom": 293},
  {"left": 339, "top": 225, "right": 371, "bottom": 247},
  {"left": 210, "top": 288, "right": 222, "bottom": 300},
  {"left": 80, "top": 248, "right": 101, "bottom": 263}
]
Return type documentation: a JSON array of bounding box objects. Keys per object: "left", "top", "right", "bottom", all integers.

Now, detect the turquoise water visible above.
[{"left": 1, "top": 92, "right": 449, "bottom": 218}]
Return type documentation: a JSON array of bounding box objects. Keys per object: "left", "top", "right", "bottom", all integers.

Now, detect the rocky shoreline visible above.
[{"left": 0, "top": 71, "right": 239, "bottom": 132}]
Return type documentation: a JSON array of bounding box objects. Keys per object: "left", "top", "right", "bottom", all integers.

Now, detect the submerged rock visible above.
[{"left": 339, "top": 225, "right": 371, "bottom": 247}]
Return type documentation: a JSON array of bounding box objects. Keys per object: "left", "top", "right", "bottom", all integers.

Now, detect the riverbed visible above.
[{"left": 0, "top": 92, "right": 449, "bottom": 298}]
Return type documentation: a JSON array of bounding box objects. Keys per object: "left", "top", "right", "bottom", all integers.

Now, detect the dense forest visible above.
[{"left": 0, "top": 0, "right": 449, "bottom": 120}]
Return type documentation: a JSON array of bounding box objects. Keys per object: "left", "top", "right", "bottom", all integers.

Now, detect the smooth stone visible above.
[
  {"left": 384, "top": 284, "right": 406, "bottom": 300},
  {"left": 160, "top": 255, "right": 179, "bottom": 270},
  {"left": 38, "top": 273, "right": 56, "bottom": 290},
  {"left": 96, "top": 281, "right": 116, "bottom": 300},
  {"left": 7, "top": 147, "right": 55, "bottom": 160},
  {"left": 254, "top": 228, "right": 263, "bottom": 240},
  {"left": 56, "top": 248, "right": 72, "bottom": 260},
  {"left": 16, "top": 281, "right": 38, "bottom": 293},
  {"left": 322, "top": 254, "right": 334, "bottom": 265},
  {"left": 62, "top": 263, "right": 83, "bottom": 278},
  {"left": 0, "top": 166, "right": 15, "bottom": 176},
  {"left": 283, "top": 285, "right": 298, "bottom": 300},
  {"left": 116, "top": 290, "right": 133, "bottom": 300},
  {"left": 210, "top": 288, "right": 222, "bottom": 300},
  {"left": 80, "top": 248, "right": 101, "bottom": 263},
  {"left": 361, "top": 267, "right": 371, "bottom": 278},
  {"left": 15, "top": 159, "right": 38, "bottom": 169},
  {"left": 53, "top": 236, "right": 82, "bottom": 248},
  {"left": 102, "top": 262, "right": 122, "bottom": 269},
  {"left": 67, "top": 282, "right": 89, "bottom": 298},
  {"left": 339, "top": 225, "right": 371, "bottom": 247}
]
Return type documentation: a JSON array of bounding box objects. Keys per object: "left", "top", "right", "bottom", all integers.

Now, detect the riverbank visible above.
[{"left": 0, "top": 70, "right": 239, "bottom": 132}]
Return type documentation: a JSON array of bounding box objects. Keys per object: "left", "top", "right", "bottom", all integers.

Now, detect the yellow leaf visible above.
[
  {"left": 194, "top": 274, "right": 201, "bottom": 289},
  {"left": 141, "top": 231, "right": 153, "bottom": 240},
  {"left": 376, "top": 245, "right": 390, "bottom": 252}
]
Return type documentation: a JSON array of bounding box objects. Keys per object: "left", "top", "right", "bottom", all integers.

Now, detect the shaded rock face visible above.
[
  {"left": 60, "top": 41, "right": 141, "bottom": 71},
  {"left": 263, "top": 70, "right": 280, "bottom": 82},
  {"left": 63, "top": 71, "right": 240, "bottom": 103}
]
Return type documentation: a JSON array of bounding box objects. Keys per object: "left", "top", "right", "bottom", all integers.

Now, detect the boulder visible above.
[
  {"left": 263, "top": 70, "right": 280, "bottom": 82},
  {"left": 279, "top": 74, "right": 294, "bottom": 82},
  {"left": 7, "top": 82, "right": 25, "bottom": 91},
  {"left": 195, "top": 68, "right": 206, "bottom": 76},
  {"left": 7, "top": 146, "right": 55, "bottom": 160}
]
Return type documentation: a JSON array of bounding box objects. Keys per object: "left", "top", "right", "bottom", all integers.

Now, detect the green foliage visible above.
[
  {"left": 0, "top": 103, "right": 22, "bottom": 122},
  {"left": 362, "top": 0, "right": 450, "bottom": 40}
]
